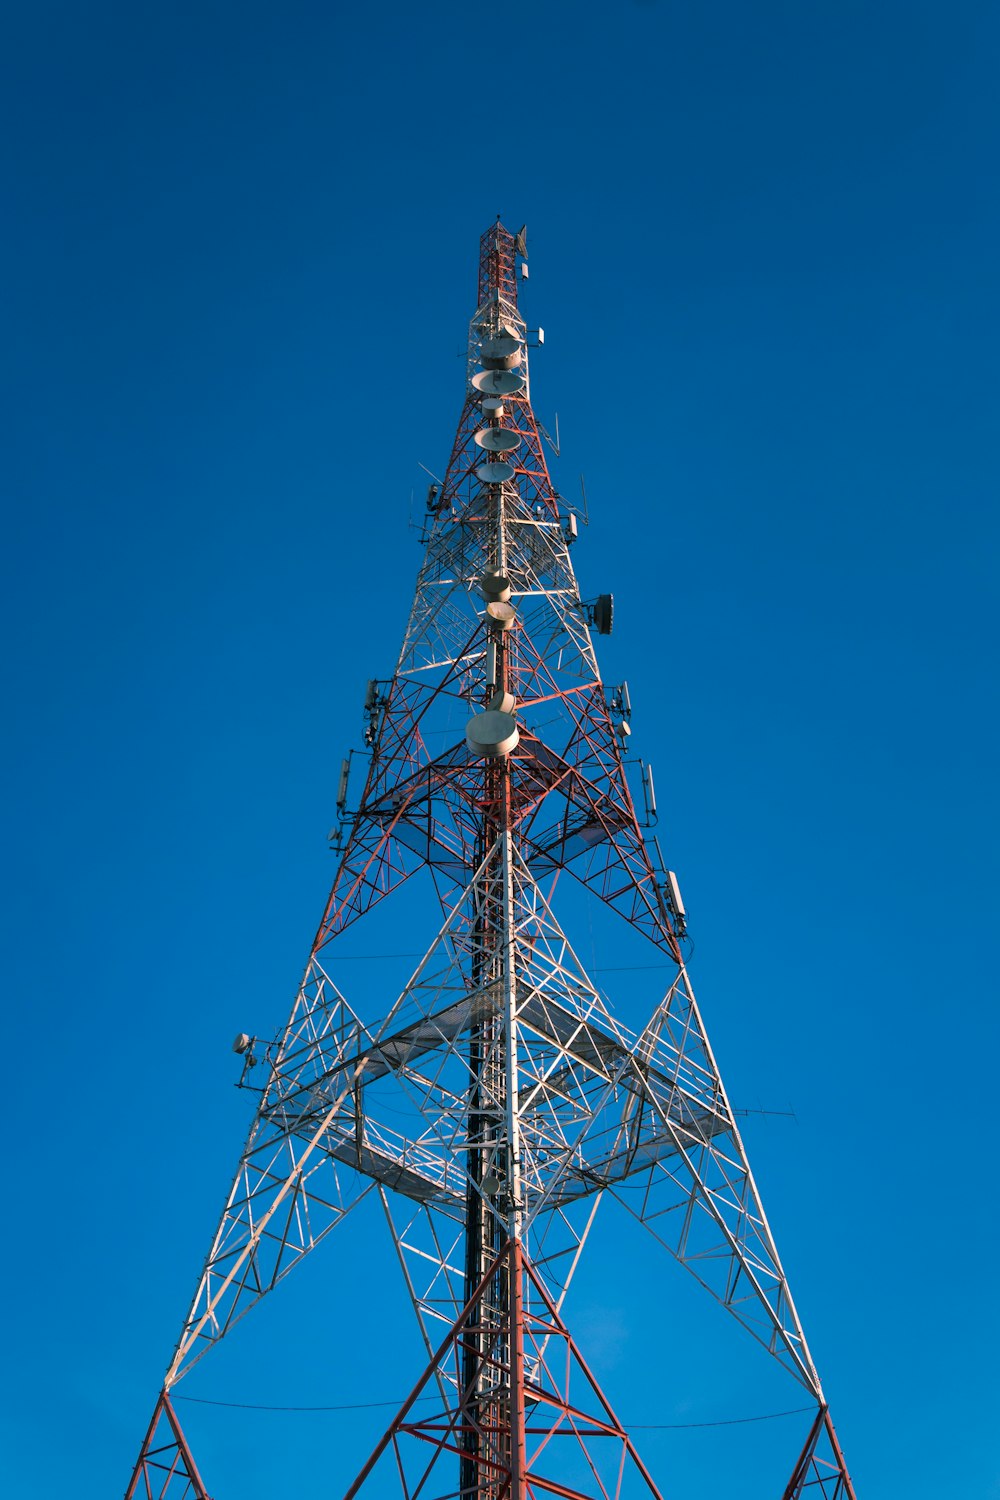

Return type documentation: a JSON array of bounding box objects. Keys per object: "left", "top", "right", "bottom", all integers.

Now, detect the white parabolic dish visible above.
[
  {"left": 474, "top": 427, "right": 521, "bottom": 453},
  {"left": 466, "top": 710, "right": 519, "bottom": 758},
  {"left": 475, "top": 461, "right": 516, "bottom": 483},
  {"left": 472, "top": 368, "right": 525, "bottom": 396}
]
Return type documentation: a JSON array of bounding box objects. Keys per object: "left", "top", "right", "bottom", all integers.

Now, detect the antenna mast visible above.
[{"left": 125, "top": 223, "right": 858, "bottom": 1500}]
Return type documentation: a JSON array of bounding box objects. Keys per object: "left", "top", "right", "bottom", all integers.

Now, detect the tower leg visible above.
[
  {"left": 782, "top": 1406, "right": 857, "bottom": 1499},
  {"left": 125, "top": 1390, "right": 210, "bottom": 1500},
  {"left": 508, "top": 1238, "right": 527, "bottom": 1500}
]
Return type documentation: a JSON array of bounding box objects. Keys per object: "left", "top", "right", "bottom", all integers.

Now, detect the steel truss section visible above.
[
  {"left": 126, "top": 220, "right": 858, "bottom": 1500},
  {"left": 125, "top": 1391, "right": 209, "bottom": 1500},
  {"left": 783, "top": 1407, "right": 857, "bottom": 1499},
  {"left": 343, "top": 1239, "right": 664, "bottom": 1500},
  {"left": 166, "top": 1057, "right": 375, "bottom": 1384}
]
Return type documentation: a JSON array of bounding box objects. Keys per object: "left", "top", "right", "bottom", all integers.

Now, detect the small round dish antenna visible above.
[
  {"left": 475, "top": 460, "right": 516, "bottom": 484},
  {"left": 472, "top": 369, "right": 524, "bottom": 396},
  {"left": 485, "top": 600, "right": 516, "bottom": 631},
  {"left": 466, "top": 710, "right": 519, "bottom": 758},
  {"left": 474, "top": 427, "right": 521, "bottom": 453},
  {"left": 593, "top": 593, "right": 614, "bottom": 635},
  {"left": 480, "top": 332, "right": 521, "bottom": 370},
  {"left": 481, "top": 568, "right": 511, "bottom": 601}
]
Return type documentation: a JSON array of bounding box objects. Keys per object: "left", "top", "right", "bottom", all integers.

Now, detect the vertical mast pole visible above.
[
  {"left": 460, "top": 219, "right": 525, "bottom": 1500},
  {"left": 498, "top": 427, "right": 526, "bottom": 1498}
]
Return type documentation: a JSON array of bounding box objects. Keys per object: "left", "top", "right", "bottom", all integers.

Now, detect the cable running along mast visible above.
[{"left": 125, "top": 220, "right": 857, "bottom": 1500}]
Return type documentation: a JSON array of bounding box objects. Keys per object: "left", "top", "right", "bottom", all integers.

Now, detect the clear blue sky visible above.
[{"left": 3, "top": 2, "right": 997, "bottom": 1496}]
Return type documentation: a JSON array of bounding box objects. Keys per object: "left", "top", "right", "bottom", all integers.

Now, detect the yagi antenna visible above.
[{"left": 537, "top": 414, "right": 560, "bottom": 458}]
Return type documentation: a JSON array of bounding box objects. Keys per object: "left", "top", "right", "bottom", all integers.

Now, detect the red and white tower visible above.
[{"left": 126, "top": 221, "right": 857, "bottom": 1500}]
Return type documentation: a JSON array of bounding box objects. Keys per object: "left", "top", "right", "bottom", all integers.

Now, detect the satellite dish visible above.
[
  {"left": 480, "top": 332, "right": 521, "bottom": 370},
  {"left": 232, "top": 1033, "right": 252, "bottom": 1055},
  {"left": 481, "top": 569, "right": 512, "bottom": 602},
  {"left": 466, "top": 710, "right": 519, "bottom": 759},
  {"left": 472, "top": 369, "right": 524, "bottom": 396},
  {"left": 475, "top": 460, "right": 515, "bottom": 484},
  {"left": 593, "top": 593, "right": 614, "bottom": 636},
  {"left": 486, "top": 600, "right": 516, "bottom": 632},
  {"left": 474, "top": 427, "right": 520, "bottom": 453},
  {"left": 514, "top": 224, "right": 528, "bottom": 259},
  {"left": 481, "top": 398, "right": 505, "bottom": 419}
]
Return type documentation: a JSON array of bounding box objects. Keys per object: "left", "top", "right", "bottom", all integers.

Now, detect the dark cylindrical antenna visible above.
[{"left": 336, "top": 757, "right": 351, "bottom": 812}]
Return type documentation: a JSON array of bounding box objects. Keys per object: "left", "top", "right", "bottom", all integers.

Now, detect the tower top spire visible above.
[{"left": 478, "top": 219, "right": 522, "bottom": 314}]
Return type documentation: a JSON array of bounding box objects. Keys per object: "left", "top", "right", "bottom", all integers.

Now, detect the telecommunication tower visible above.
[{"left": 125, "top": 221, "right": 856, "bottom": 1499}]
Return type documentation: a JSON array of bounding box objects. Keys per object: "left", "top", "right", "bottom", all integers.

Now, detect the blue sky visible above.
[{"left": 2, "top": 2, "right": 997, "bottom": 1496}]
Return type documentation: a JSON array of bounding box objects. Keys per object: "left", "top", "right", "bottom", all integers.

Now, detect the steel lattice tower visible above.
[{"left": 126, "top": 221, "right": 857, "bottom": 1500}]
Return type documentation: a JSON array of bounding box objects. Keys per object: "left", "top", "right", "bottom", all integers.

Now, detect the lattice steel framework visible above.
[{"left": 125, "top": 220, "right": 857, "bottom": 1500}]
